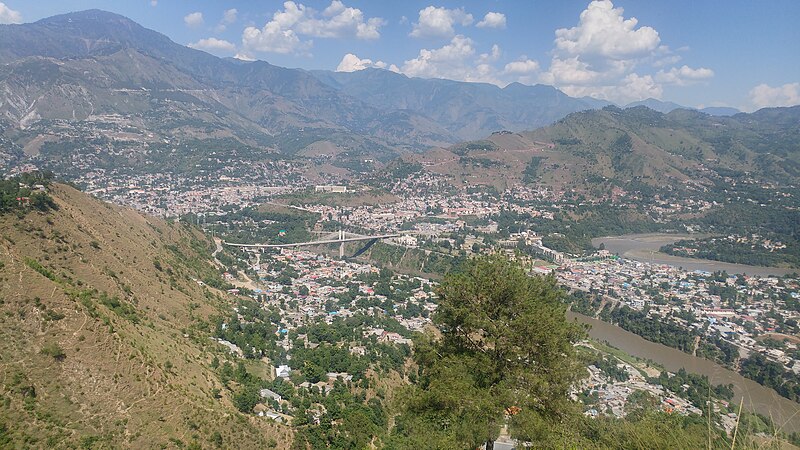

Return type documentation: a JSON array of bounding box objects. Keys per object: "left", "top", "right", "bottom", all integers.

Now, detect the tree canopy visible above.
[{"left": 390, "top": 255, "right": 586, "bottom": 448}]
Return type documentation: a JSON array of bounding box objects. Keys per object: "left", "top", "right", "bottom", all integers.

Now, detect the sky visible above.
[{"left": 1, "top": 0, "right": 799, "bottom": 111}]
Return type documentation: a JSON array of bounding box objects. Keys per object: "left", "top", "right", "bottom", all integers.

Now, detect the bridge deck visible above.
[{"left": 223, "top": 234, "right": 400, "bottom": 249}]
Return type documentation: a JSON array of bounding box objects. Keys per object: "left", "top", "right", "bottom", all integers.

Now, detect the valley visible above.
[{"left": 1, "top": 4, "right": 799, "bottom": 449}]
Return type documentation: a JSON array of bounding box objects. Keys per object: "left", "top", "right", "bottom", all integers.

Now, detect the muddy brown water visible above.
[
  {"left": 570, "top": 311, "right": 800, "bottom": 432},
  {"left": 592, "top": 233, "right": 796, "bottom": 277}
]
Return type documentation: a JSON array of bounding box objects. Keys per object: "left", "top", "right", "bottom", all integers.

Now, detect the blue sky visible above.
[{"left": 2, "top": 0, "right": 799, "bottom": 110}]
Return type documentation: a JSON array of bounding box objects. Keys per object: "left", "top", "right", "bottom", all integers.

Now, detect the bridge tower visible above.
[{"left": 339, "top": 229, "right": 345, "bottom": 259}]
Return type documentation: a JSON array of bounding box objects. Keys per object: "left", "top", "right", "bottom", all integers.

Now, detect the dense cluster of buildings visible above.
[
  {"left": 558, "top": 256, "right": 800, "bottom": 371},
  {"left": 18, "top": 137, "right": 797, "bottom": 428}
]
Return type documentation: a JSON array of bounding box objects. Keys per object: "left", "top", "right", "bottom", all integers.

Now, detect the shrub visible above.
[{"left": 40, "top": 342, "right": 66, "bottom": 361}]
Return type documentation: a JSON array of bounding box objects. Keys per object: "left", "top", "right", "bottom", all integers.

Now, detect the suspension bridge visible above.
[{"left": 222, "top": 230, "right": 401, "bottom": 258}]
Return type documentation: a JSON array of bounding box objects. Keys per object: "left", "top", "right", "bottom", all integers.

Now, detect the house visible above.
[
  {"left": 397, "top": 235, "right": 418, "bottom": 247},
  {"left": 260, "top": 388, "right": 282, "bottom": 402},
  {"left": 276, "top": 364, "right": 291, "bottom": 378},
  {"left": 326, "top": 372, "right": 353, "bottom": 382}
]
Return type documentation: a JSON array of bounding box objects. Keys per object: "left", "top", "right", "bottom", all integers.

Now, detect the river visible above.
[
  {"left": 592, "top": 233, "right": 796, "bottom": 277},
  {"left": 569, "top": 311, "right": 800, "bottom": 432}
]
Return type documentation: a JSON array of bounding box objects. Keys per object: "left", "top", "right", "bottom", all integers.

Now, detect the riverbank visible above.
[
  {"left": 592, "top": 233, "right": 796, "bottom": 277},
  {"left": 569, "top": 311, "right": 800, "bottom": 433}
]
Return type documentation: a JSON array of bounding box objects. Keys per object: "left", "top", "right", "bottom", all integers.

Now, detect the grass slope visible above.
[{"left": 0, "top": 184, "right": 290, "bottom": 449}]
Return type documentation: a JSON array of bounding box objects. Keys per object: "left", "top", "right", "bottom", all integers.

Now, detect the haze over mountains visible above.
[
  {"left": 310, "top": 69, "right": 610, "bottom": 140},
  {"left": 0, "top": 8, "right": 742, "bottom": 170},
  {"left": 0, "top": 8, "right": 795, "bottom": 200},
  {"left": 624, "top": 98, "right": 740, "bottom": 116}
]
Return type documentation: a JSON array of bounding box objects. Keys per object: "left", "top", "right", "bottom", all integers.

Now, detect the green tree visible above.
[
  {"left": 233, "top": 385, "right": 260, "bottom": 413},
  {"left": 29, "top": 192, "right": 57, "bottom": 211},
  {"left": 392, "top": 255, "right": 586, "bottom": 449}
]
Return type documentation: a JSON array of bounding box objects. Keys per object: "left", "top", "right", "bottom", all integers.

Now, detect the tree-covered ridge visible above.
[
  {"left": 662, "top": 236, "right": 800, "bottom": 269},
  {"left": 0, "top": 171, "right": 57, "bottom": 213}
]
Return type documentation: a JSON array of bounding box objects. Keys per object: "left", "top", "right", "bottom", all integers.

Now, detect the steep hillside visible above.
[
  {"left": 413, "top": 105, "right": 800, "bottom": 192},
  {"left": 311, "top": 68, "right": 609, "bottom": 141},
  {"left": 0, "top": 183, "right": 291, "bottom": 448}
]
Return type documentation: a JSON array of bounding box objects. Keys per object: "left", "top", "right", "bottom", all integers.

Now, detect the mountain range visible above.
[
  {"left": 1, "top": 9, "right": 793, "bottom": 195},
  {"left": 0, "top": 10, "right": 454, "bottom": 158},
  {"left": 309, "top": 69, "right": 610, "bottom": 140},
  {"left": 408, "top": 105, "right": 800, "bottom": 193},
  {"left": 0, "top": 8, "right": 727, "bottom": 170}
]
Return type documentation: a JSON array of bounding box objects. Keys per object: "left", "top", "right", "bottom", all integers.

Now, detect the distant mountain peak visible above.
[
  {"left": 700, "top": 106, "right": 741, "bottom": 116},
  {"left": 0, "top": 8, "right": 175, "bottom": 63},
  {"left": 35, "top": 9, "right": 136, "bottom": 24},
  {"left": 624, "top": 98, "right": 687, "bottom": 114}
]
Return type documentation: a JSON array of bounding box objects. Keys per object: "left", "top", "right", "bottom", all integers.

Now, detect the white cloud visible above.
[
  {"left": 150, "top": 0, "right": 157, "bottom": 7},
  {"left": 0, "top": 2, "right": 22, "bottom": 24},
  {"left": 554, "top": 0, "right": 660, "bottom": 60},
  {"left": 223, "top": 8, "right": 238, "bottom": 24},
  {"left": 188, "top": 38, "right": 237, "bottom": 55},
  {"left": 234, "top": 52, "right": 256, "bottom": 62},
  {"left": 336, "top": 53, "right": 389, "bottom": 72},
  {"left": 321, "top": 0, "right": 714, "bottom": 101},
  {"left": 215, "top": 8, "right": 238, "bottom": 32},
  {"left": 655, "top": 65, "right": 714, "bottom": 86},
  {"left": 410, "top": 6, "right": 473, "bottom": 38},
  {"left": 560, "top": 73, "right": 663, "bottom": 104},
  {"left": 242, "top": 21, "right": 307, "bottom": 55},
  {"left": 504, "top": 58, "right": 540, "bottom": 75},
  {"left": 477, "top": 44, "right": 501, "bottom": 64},
  {"left": 401, "top": 35, "right": 501, "bottom": 84},
  {"left": 242, "top": 1, "right": 385, "bottom": 55},
  {"left": 184, "top": 12, "right": 204, "bottom": 28},
  {"left": 476, "top": 12, "right": 506, "bottom": 29},
  {"left": 652, "top": 53, "right": 681, "bottom": 68},
  {"left": 402, "top": 35, "right": 475, "bottom": 78},
  {"left": 534, "top": 0, "right": 714, "bottom": 103},
  {"left": 749, "top": 82, "right": 800, "bottom": 110},
  {"left": 540, "top": 56, "right": 607, "bottom": 86}
]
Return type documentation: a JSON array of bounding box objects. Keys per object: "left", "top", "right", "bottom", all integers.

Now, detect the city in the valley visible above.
[{"left": 2, "top": 2, "right": 799, "bottom": 448}]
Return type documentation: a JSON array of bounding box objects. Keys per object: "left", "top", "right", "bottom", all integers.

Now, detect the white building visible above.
[
  {"left": 276, "top": 364, "right": 291, "bottom": 378},
  {"left": 315, "top": 185, "right": 347, "bottom": 193}
]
